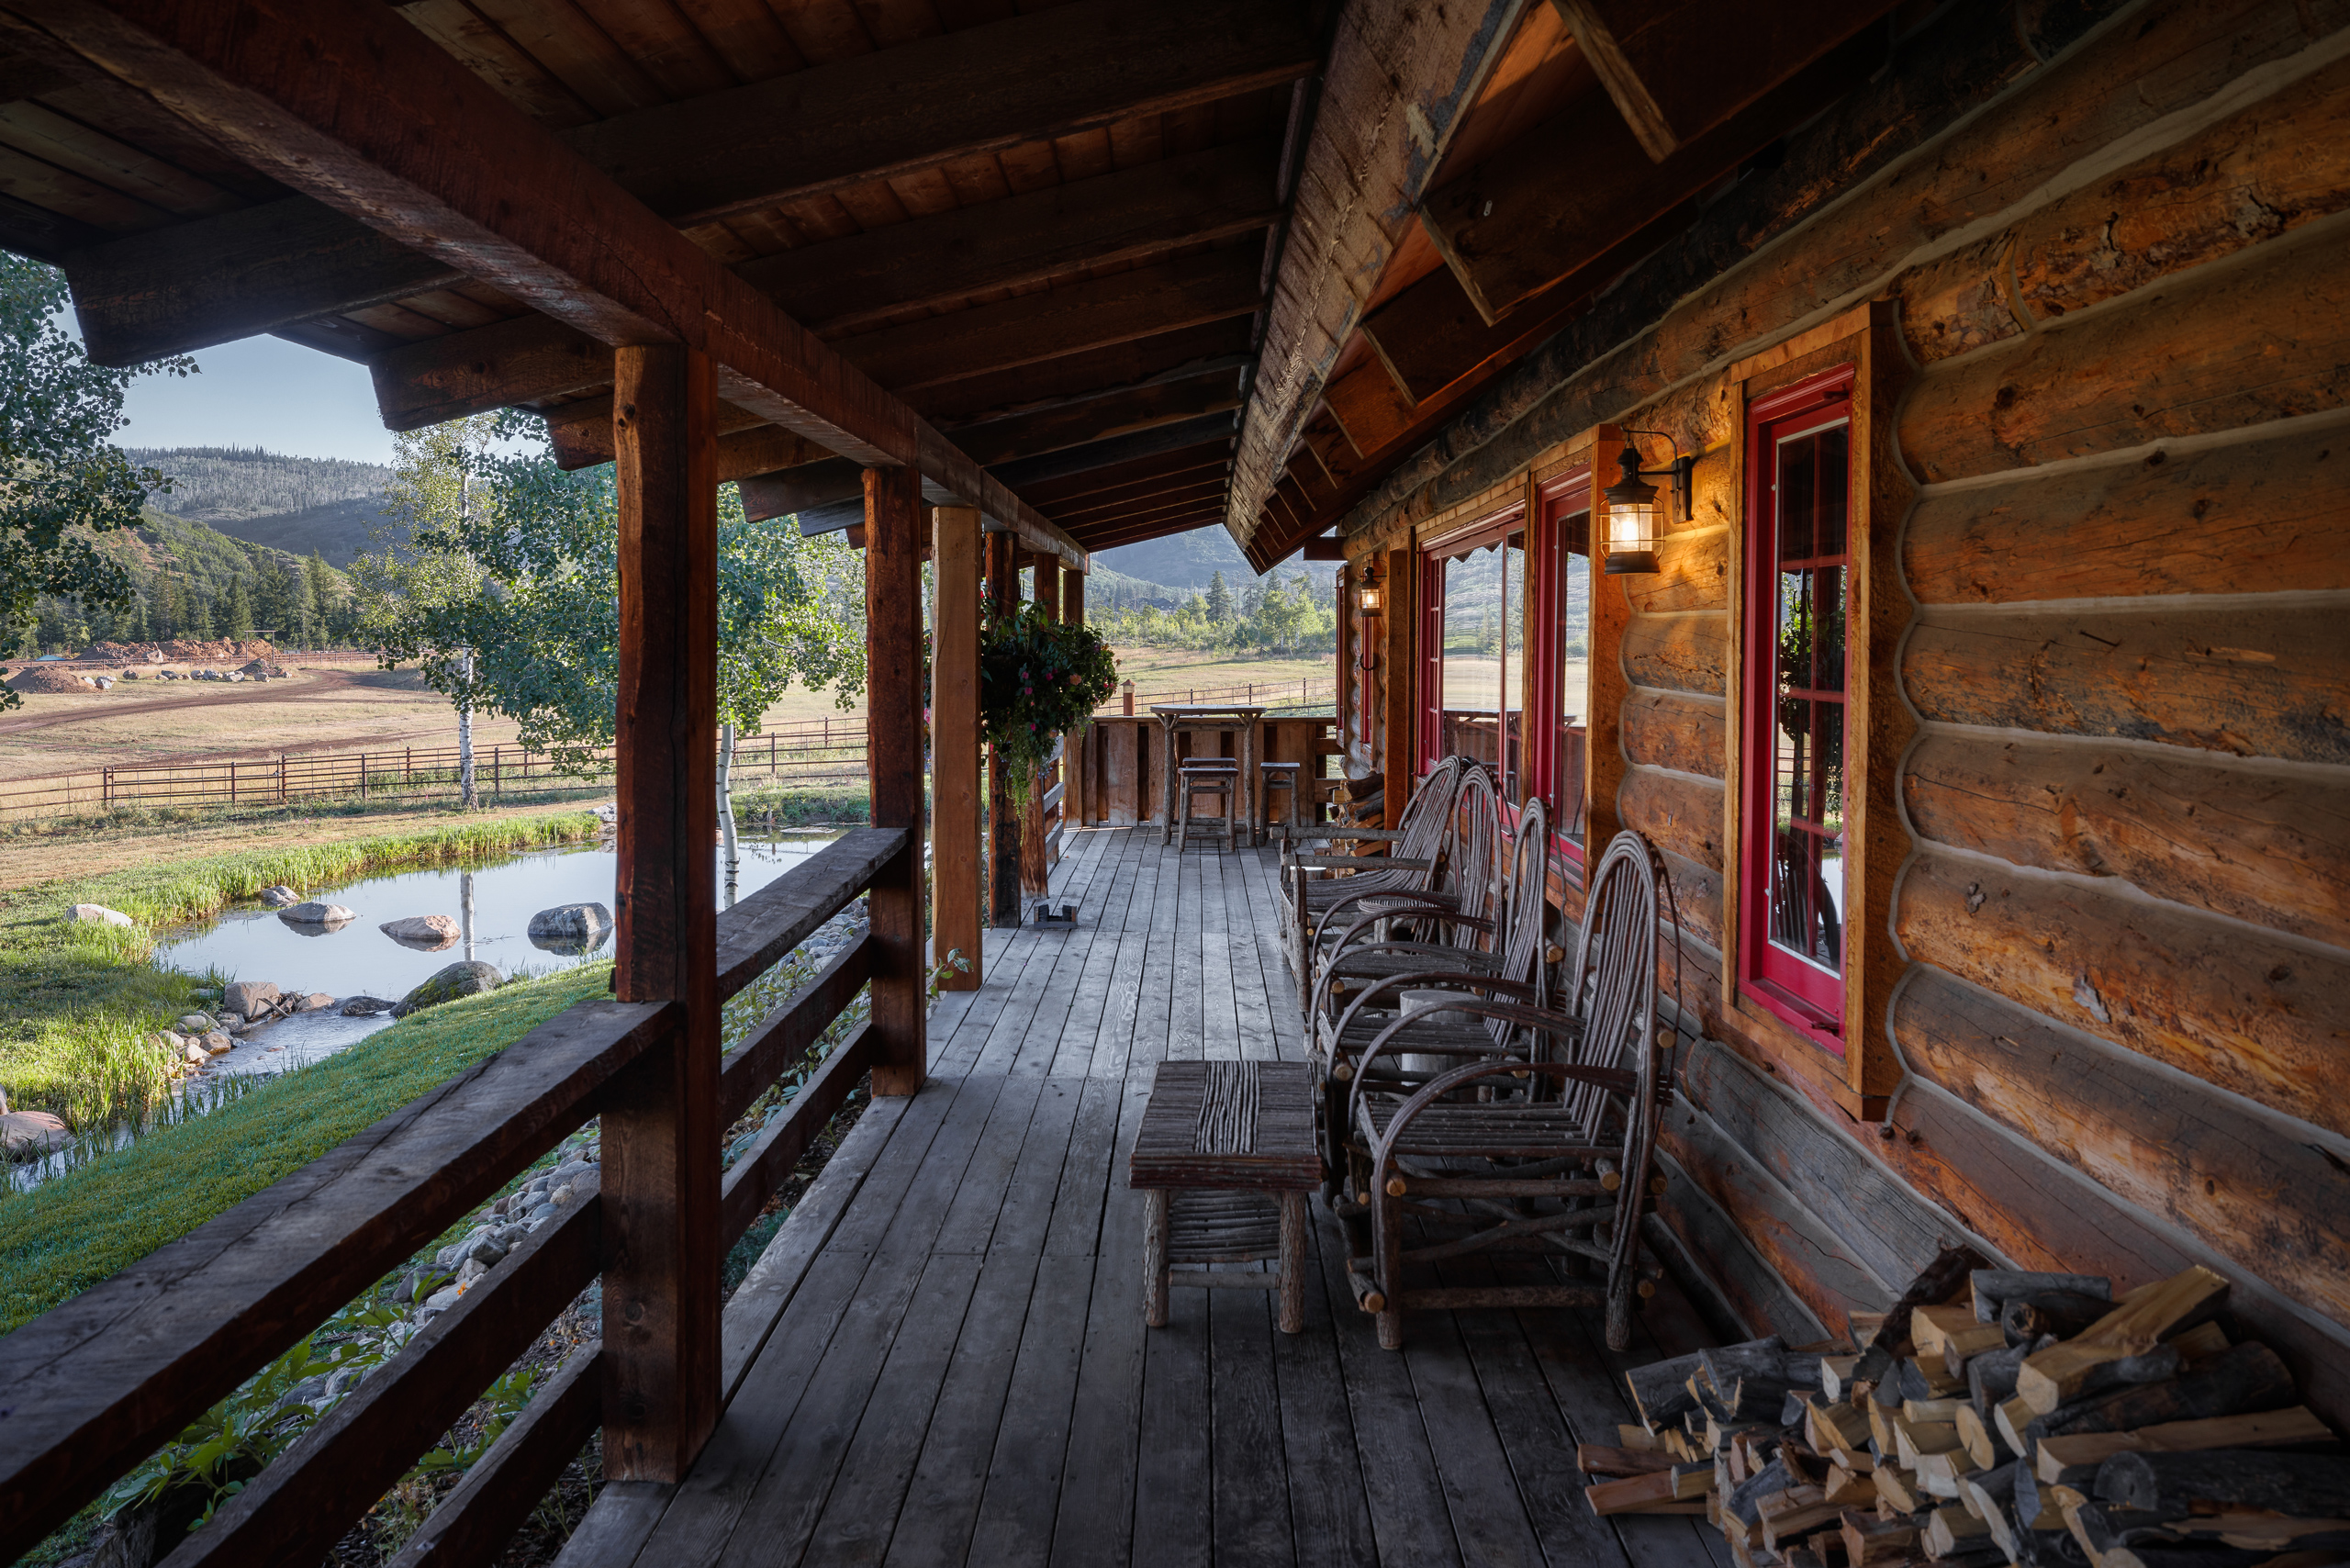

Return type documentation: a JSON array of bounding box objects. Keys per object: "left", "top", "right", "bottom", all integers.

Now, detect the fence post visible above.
[
  {"left": 494, "top": 745, "right": 502, "bottom": 802},
  {"left": 229, "top": 761, "right": 238, "bottom": 807},
  {"left": 279, "top": 754, "right": 287, "bottom": 805},
  {"left": 405, "top": 746, "right": 411, "bottom": 786},
  {"left": 360, "top": 752, "right": 367, "bottom": 802}
]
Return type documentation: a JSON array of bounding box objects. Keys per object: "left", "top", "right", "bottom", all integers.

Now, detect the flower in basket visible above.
[{"left": 979, "top": 603, "right": 1119, "bottom": 813}]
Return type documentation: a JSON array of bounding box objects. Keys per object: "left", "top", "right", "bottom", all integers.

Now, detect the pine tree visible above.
[
  {"left": 185, "top": 585, "right": 214, "bottom": 639},
  {"left": 1204, "top": 569, "right": 1233, "bottom": 622},
  {"left": 304, "top": 551, "right": 335, "bottom": 644},
  {"left": 226, "top": 577, "right": 255, "bottom": 637}
]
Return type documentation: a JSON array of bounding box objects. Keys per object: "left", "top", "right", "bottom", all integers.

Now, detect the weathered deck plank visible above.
[{"left": 566, "top": 828, "right": 1722, "bottom": 1568}]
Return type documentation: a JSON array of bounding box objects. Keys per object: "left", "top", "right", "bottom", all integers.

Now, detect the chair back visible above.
[
  {"left": 1550, "top": 830, "right": 1662, "bottom": 1138},
  {"left": 1389, "top": 756, "right": 1465, "bottom": 879},
  {"left": 1438, "top": 763, "right": 1503, "bottom": 949},
  {"left": 1476, "top": 796, "right": 1551, "bottom": 1048}
]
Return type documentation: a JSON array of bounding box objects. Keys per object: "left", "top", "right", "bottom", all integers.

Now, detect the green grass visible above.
[
  {"left": 0, "top": 810, "right": 603, "bottom": 1118},
  {"left": 0, "top": 782, "right": 614, "bottom": 845},
  {"left": 0, "top": 962, "right": 613, "bottom": 1334}
]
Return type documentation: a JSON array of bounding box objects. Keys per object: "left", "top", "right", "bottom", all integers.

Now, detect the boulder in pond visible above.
[
  {"left": 299, "top": 992, "right": 335, "bottom": 1012},
  {"left": 0, "top": 1110, "right": 69, "bottom": 1154},
  {"left": 279, "top": 902, "right": 355, "bottom": 929},
  {"left": 176, "top": 1013, "right": 216, "bottom": 1035},
  {"left": 528, "top": 902, "right": 612, "bottom": 954},
  {"left": 260, "top": 885, "right": 298, "bottom": 908},
  {"left": 224, "top": 980, "right": 281, "bottom": 1019},
  {"left": 392, "top": 961, "right": 503, "bottom": 1018},
  {"left": 380, "top": 913, "right": 461, "bottom": 949},
  {"left": 201, "top": 1032, "right": 234, "bottom": 1055},
  {"left": 68, "top": 903, "right": 134, "bottom": 927},
  {"left": 340, "top": 995, "right": 397, "bottom": 1016}
]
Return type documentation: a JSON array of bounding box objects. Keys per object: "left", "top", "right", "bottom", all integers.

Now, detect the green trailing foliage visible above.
[{"left": 979, "top": 602, "right": 1119, "bottom": 813}]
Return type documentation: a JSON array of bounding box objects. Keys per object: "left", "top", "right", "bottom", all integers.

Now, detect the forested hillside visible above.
[
  {"left": 11, "top": 511, "right": 356, "bottom": 658},
  {"left": 129, "top": 446, "right": 395, "bottom": 567}
]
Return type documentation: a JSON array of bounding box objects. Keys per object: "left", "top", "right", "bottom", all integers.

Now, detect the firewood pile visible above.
[{"left": 1583, "top": 1248, "right": 2348, "bottom": 1568}]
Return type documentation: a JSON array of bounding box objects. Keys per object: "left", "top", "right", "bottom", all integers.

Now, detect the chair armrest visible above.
[{"left": 1291, "top": 854, "right": 1434, "bottom": 871}]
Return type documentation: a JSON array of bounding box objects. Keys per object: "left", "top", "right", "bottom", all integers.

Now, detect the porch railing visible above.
[{"left": 0, "top": 826, "right": 911, "bottom": 1565}]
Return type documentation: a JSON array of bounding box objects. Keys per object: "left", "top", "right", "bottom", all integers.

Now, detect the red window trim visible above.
[
  {"left": 1740, "top": 364, "right": 1857, "bottom": 1055},
  {"left": 1530, "top": 469, "right": 1592, "bottom": 868},
  {"left": 1416, "top": 504, "right": 1524, "bottom": 778}
]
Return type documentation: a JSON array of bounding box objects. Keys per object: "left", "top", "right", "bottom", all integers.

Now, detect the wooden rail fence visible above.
[{"left": 0, "top": 828, "right": 909, "bottom": 1565}]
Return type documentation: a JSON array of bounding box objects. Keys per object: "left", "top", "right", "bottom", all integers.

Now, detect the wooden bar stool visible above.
[
  {"left": 1176, "top": 758, "right": 1241, "bottom": 852},
  {"left": 1258, "top": 759, "right": 1319, "bottom": 846}
]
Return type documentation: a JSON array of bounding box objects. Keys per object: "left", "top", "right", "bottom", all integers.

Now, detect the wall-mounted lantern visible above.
[
  {"left": 1356, "top": 558, "right": 1384, "bottom": 614},
  {"left": 1601, "top": 431, "right": 1695, "bottom": 576}
]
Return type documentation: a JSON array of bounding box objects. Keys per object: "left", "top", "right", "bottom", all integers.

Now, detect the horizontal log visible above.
[
  {"left": 1621, "top": 688, "right": 1726, "bottom": 778},
  {"left": 1901, "top": 731, "right": 2350, "bottom": 951},
  {"left": 371, "top": 310, "right": 607, "bottom": 431},
  {"left": 1661, "top": 1099, "right": 1897, "bottom": 1340},
  {"left": 174, "top": 1182, "right": 602, "bottom": 1565},
  {"left": 1628, "top": 523, "right": 1730, "bottom": 614},
  {"left": 1894, "top": 852, "right": 2350, "bottom": 1137},
  {"left": 1622, "top": 611, "right": 1729, "bottom": 696},
  {"left": 386, "top": 1339, "right": 601, "bottom": 1568},
  {"left": 1894, "top": 234, "right": 2027, "bottom": 365},
  {"left": 1678, "top": 1039, "right": 1959, "bottom": 1305},
  {"left": 1619, "top": 765, "right": 1725, "bottom": 872},
  {"left": 713, "top": 827, "right": 905, "bottom": 1002},
  {"left": 1656, "top": 845, "right": 1725, "bottom": 955},
  {"left": 719, "top": 1025, "right": 878, "bottom": 1246},
  {"left": 2008, "top": 50, "right": 2350, "bottom": 327},
  {"left": 0, "top": 996, "right": 671, "bottom": 1562},
  {"left": 1901, "top": 603, "right": 2350, "bottom": 767},
  {"left": 1650, "top": 1155, "right": 1831, "bottom": 1343},
  {"left": 2095, "top": 1449, "right": 2350, "bottom": 1518},
  {"left": 717, "top": 933, "right": 872, "bottom": 1126},
  {"left": 1899, "top": 218, "right": 2350, "bottom": 484},
  {"left": 1893, "top": 968, "right": 2350, "bottom": 1335},
  {"left": 1903, "top": 422, "right": 2350, "bottom": 604}
]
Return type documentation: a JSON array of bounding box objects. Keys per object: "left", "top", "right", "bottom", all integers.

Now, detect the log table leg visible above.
[
  {"left": 1279, "top": 1190, "right": 1305, "bottom": 1334},
  {"left": 1144, "top": 1188, "right": 1170, "bottom": 1328}
]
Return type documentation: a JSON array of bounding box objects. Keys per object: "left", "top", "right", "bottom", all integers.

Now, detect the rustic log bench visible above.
[{"left": 1129, "top": 1060, "right": 1321, "bottom": 1333}]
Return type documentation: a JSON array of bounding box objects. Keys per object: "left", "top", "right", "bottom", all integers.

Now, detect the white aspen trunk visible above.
[
  {"left": 718, "top": 720, "right": 740, "bottom": 908},
  {"left": 456, "top": 648, "right": 476, "bottom": 809},
  {"left": 461, "top": 869, "right": 476, "bottom": 963}
]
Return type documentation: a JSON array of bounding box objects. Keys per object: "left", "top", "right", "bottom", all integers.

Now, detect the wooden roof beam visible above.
[
  {"left": 1547, "top": 0, "right": 1897, "bottom": 162},
  {"left": 370, "top": 246, "right": 1264, "bottom": 431},
  {"left": 65, "top": 134, "right": 1282, "bottom": 368},
  {"left": 1070, "top": 509, "right": 1233, "bottom": 550},
  {"left": 16, "top": 0, "right": 1086, "bottom": 566},
  {"left": 1421, "top": 27, "right": 1885, "bottom": 323},
  {"left": 1047, "top": 477, "right": 1231, "bottom": 528},
  {"left": 1022, "top": 440, "right": 1234, "bottom": 506}
]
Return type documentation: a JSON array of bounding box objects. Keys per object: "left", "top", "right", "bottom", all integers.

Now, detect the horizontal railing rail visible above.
[{"left": 0, "top": 825, "right": 906, "bottom": 1564}]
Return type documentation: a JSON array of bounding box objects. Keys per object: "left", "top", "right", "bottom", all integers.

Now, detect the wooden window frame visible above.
[
  {"left": 1528, "top": 466, "right": 1594, "bottom": 866},
  {"left": 1416, "top": 505, "right": 1525, "bottom": 778},
  {"left": 1738, "top": 366, "right": 1858, "bottom": 1052},
  {"left": 1719, "top": 300, "right": 1912, "bottom": 1114}
]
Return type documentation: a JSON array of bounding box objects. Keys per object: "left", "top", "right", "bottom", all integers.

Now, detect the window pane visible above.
[
  {"left": 1557, "top": 512, "right": 1591, "bottom": 846},
  {"left": 1766, "top": 425, "right": 1849, "bottom": 974},
  {"left": 1439, "top": 543, "right": 1506, "bottom": 772},
  {"left": 1502, "top": 533, "right": 1526, "bottom": 803}
]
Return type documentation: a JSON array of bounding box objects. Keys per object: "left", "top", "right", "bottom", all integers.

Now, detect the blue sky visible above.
[{"left": 64, "top": 311, "right": 397, "bottom": 463}]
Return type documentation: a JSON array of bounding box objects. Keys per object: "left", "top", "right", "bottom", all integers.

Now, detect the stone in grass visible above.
[
  {"left": 184, "top": 1041, "right": 208, "bottom": 1064},
  {"left": 223, "top": 980, "right": 281, "bottom": 1019},
  {"left": 340, "top": 995, "right": 397, "bottom": 1016},
  {"left": 67, "top": 903, "right": 134, "bottom": 927},
  {"left": 260, "top": 885, "right": 298, "bottom": 908},
  {"left": 527, "top": 902, "right": 612, "bottom": 955},
  {"left": 279, "top": 902, "right": 356, "bottom": 930},
  {"left": 379, "top": 913, "right": 460, "bottom": 950},
  {"left": 392, "top": 961, "right": 504, "bottom": 1018},
  {"left": 0, "top": 1109, "right": 69, "bottom": 1154},
  {"left": 176, "top": 1013, "right": 216, "bottom": 1035}
]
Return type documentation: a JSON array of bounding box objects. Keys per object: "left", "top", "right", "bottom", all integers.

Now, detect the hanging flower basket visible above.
[{"left": 980, "top": 604, "right": 1119, "bottom": 813}]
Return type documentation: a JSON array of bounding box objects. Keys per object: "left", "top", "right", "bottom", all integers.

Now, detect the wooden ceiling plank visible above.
[
  {"left": 1019, "top": 440, "right": 1232, "bottom": 505},
  {"left": 1421, "top": 26, "right": 1884, "bottom": 322},
  {"left": 565, "top": 0, "right": 1316, "bottom": 227},
  {"left": 658, "top": 0, "right": 808, "bottom": 84},
  {"left": 1069, "top": 508, "right": 1229, "bottom": 550},
  {"left": 0, "top": 98, "right": 235, "bottom": 215},
  {"left": 0, "top": 138, "right": 166, "bottom": 230},
  {"left": 463, "top": 0, "right": 668, "bottom": 118},
  {"left": 1048, "top": 476, "right": 1229, "bottom": 524},
  {"left": 909, "top": 317, "right": 1254, "bottom": 424},
  {"left": 1322, "top": 355, "right": 1416, "bottom": 457},
  {"left": 395, "top": 0, "right": 602, "bottom": 127},
  {"left": 17, "top": 0, "right": 1084, "bottom": 566},
  {"left": 1546, "top": 0, "right": 1895, "bottom": 162}
]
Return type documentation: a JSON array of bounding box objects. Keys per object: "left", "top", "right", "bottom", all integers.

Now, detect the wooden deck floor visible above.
[{"left": 565, "top": 827, "right": 1731, "bottom": 1568}]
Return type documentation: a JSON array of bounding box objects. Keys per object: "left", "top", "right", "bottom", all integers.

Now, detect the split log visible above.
[
  {"left": 1969, "top": 1340, "right": 2038, "bottom": 1417},
  {"left": 1762, "top": 1485, "right": 1846, "bottom": 1550},
  {"left": 2034, "top": 1407, "right": 2339, "bottom": 1482},
  {"left": 1956, "top": 1403, "right": 2009, "bottom": 1472},
  {"left": 1903, "top": 426, "right": 2350, "bottom": 606},
  {"left": 1576, "top": 1442, "right": 1678, "bottom": 1478},
  {"left": 1901, "top": 603, "right": 2350, "bottom": 768},
  {"left": 1874, "top": 1465, "right": 1922, "bottom": 1515},
  {"left": 2017, "top": 1270, "right": 2230, "bottom": 1414},
  {"left": 1973, "top": 1272, "right": 2112, "bottom": 1324},
  {"left": 1964, "top": 1463, "right": 2020, "bottom": 1549},
  {"left": 1927, "top": 1504, "right": 1994, "bottom": 1557},
  {"left": 2005, "top": 1293, "right": 2124, "bottom": 1346},
  {"left": 1853, "top": 1244, "right": 1992, "bottom": 1391},
  {"left": 1842, "top": 1507, "right": 1917, "bottom": 1566},
  {"left": 1918, "top": 1304, "right": 2006, "bottom": 1364},
  {"left": 1898, "top": 219, "right": 2350, "bottom": 485},
  {"left": 2025, "top": 1343, "right": 2299, "bottom": 1448},
  {"left": 1915, "top": 1447, "right": 1981, "bottom": 1499},
  {"left": 1901, "top": 732, "right": 2350, "bottom": 954},
  {"left": 2020, "top": 1464, "right": 2099, "bottom": 1532},
  {"left": 1895, "top": 851, "right": 2350, "bottom": 1140},
  {"left": 1629, "top": 1350, "right": 1713, "bottom": 1429},
  {"left": 2093, "top": 1450, "right": 2350, "bottom": 1519},
  {"left": 1822, "top": 1357, "right": 1861, "bottom": 1400},
  {"left": 1728, "top": 1459, "right": 1793, "bottom": 1526},
  {"left": 1586, "top": 1463, "right": 1714, "bottom": 1515}
]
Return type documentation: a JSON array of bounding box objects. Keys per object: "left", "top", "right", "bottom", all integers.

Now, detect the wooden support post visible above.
[
  {"left": 1063, "top": 565, "right": 1087, "bottom": 827},
  {"left": 1586, "top": 422, "right": 1631, "bottom": 852},
  {"left": 1024, "top": 553, "right": 1058, "bottom": 901},
  {"left": 867, "top": 466, "right": 929, "bottom": 1094},
  {"left": 604, "top": 342, "right": 720, "bottom": 1484},
  {"left": 986, "top": 529, "right": 1023, "bottom": 925},
  {"left": 933, "top": 505, "right": 983, "bottom": 991},
  {"left": 1379, "top": 544, "right": 1416, "bottom": 829}
]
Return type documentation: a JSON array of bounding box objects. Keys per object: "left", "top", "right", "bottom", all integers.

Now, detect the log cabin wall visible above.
[{"left": 1342, "top": 0, "right": 2350, "bottom": 1420}]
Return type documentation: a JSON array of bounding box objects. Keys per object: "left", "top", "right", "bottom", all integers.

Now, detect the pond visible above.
[{"left": 152, "top": 831, "right": 838, "bottom": 1078}]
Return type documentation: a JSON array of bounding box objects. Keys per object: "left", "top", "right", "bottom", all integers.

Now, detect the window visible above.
[
  {"left": 1416, "top": 511, "right": 1525, "bottom": 790},
  {"left": 1740, "top": 368, "right": 1854, "bottom": 1051},
  {"left": 1537, "top": 473, "right": 1593, "bottom": 854}
]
